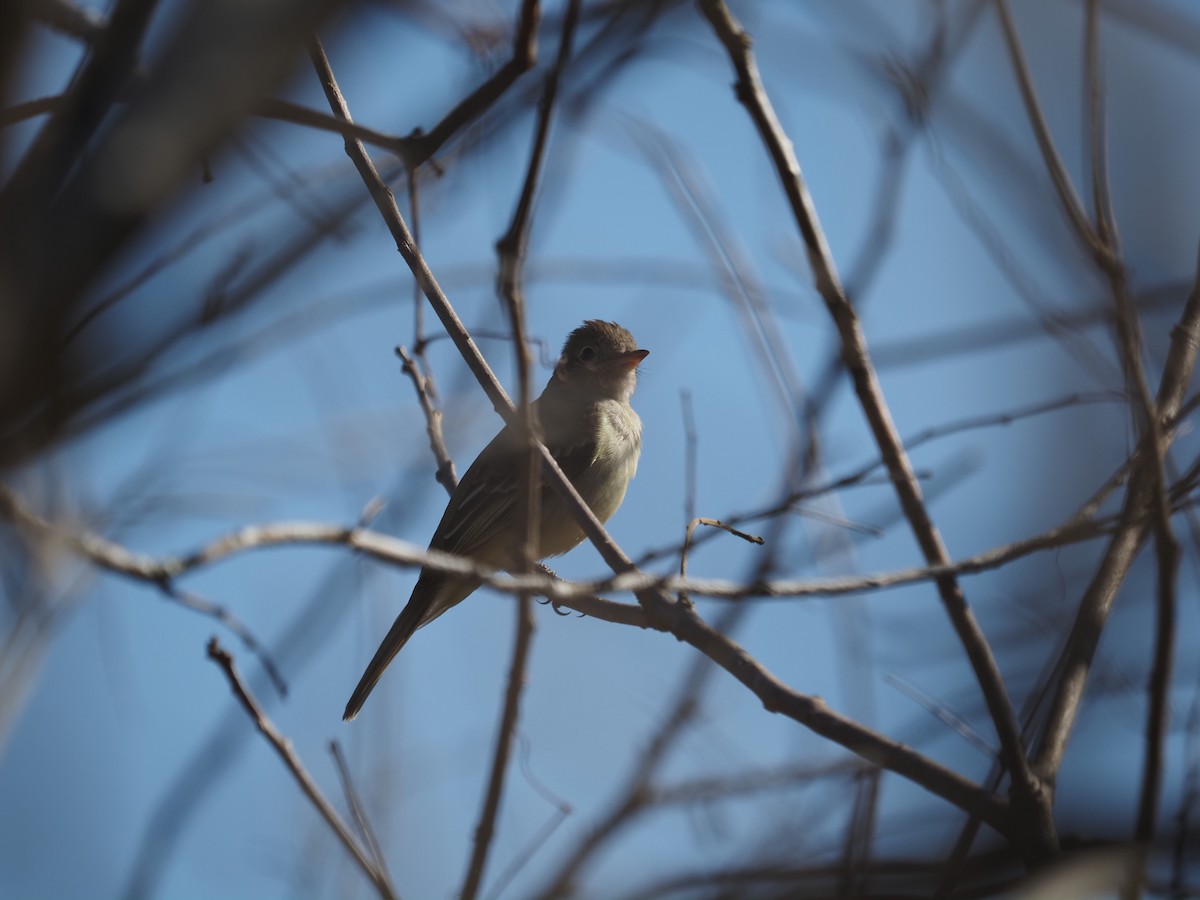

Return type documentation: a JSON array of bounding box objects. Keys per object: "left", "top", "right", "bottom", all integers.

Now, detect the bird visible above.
[{"left": 344, "top": 320, "right": 648, "bottom": 721}]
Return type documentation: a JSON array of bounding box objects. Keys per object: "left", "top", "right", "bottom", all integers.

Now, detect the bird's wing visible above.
[{"left": 433, "top": 413, "right": 598, "bottom": 560}]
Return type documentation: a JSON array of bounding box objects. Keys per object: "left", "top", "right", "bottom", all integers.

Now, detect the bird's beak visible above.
[{"left": 611, "top": 349, "right": 649, "bottom": 370}]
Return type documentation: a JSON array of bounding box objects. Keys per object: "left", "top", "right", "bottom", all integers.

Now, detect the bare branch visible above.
[
  {"left": 680, "top": 389, "right": 698, "bottom": 525},
  {"left": 407, "top": 0, "right": 542, "bottom": 167},
  {"left": 205, "top": 639, "right": 397, "bottom": 900},
  {"left": 255, "top": 98, "right": 422, "bottom": 166},
  {"left": 1084, "top": 0, "right": 1118, "bottom": 250},
  {"left": 395, "top": 345, "right": 459, "bottom": 494},
  {"left": 329, "top": 741, "right": 393, "bottom": 885},
  {"left": 993, "top": 0, "right": 1106, "bottom": 264},
  {"left": 481, "top": 738, "right": 571, "bottom": 900},
  {"left": 164, "top": 584, "right": 287, "bottom": 698},
  {"left": 0, "top": 481, "right": 1145, "bottom": 608},
  {"left": 679, "top": 517, "right": 765, "bottom": 604}
]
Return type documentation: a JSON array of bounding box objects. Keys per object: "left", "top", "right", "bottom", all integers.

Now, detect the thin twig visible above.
[
  {"left": 329, "top": 741, "right": 393, "bottom": 884},
  {"left": 993, "top": 0, "right": 1107, "bottom": 265},
  {"left": 884, "top": 673, "right": 998, "bottom": 759},
  {"left": 678, "top": 518, "right": 765, "bottom": 606},
  {"left": 408, "top": 168, "right": 425, "bottom": 350},
  {"left": 695, "top": 518, "right": 764, "bottom": 547},
  {"left": 273, "top": 0, "right": 541, "bottom": 169},
  {"left": 395, "top": 346, "right": 458, "bottom": 493},
  {"left": 481, "top": 735, "right": 572, "bottom": 900},
  {"left": 1084, "top": 0, "right": 1117, "bottom": 250},
  {"left": 255, "top": 98, "right": 421, "bottom": 166},
  {"left": 2, "top": 92, "right": 428, "bottom": 167},
  {"left": 838, "top": 769, "right": 882, "bottom": 899},
  {"left": 681, "top": 389, "right": 698, "bottom": 526},
  {"left": 164, "top": 584, "right": 287, "bottom": 698},
  {"left": 205, "top": 639, "right": 397, "bottom": 900},
  {"left": 400, "top": 167, "right": 459, "bottom": 499}
]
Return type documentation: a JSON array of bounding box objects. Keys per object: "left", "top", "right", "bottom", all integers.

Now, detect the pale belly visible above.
[{"left": 538, "top": 400, "right": 642, "bottom": 558}]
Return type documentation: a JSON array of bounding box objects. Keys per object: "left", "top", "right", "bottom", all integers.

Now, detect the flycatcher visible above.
[{"left": 344, "top": 320, "right": 647, "bottom": 720}]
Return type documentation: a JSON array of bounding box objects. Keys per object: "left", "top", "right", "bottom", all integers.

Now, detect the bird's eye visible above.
[{"left": 579, "top": 346, "right": 596, "bottom": 362}]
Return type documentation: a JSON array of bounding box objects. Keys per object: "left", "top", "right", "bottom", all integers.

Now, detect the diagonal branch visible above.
[
  {"left": 396, "top": 345, "right": 459, "bottom": 493},
  {"left": 206, "top": 639, "right": 397, "bottom": 900},
  {"left": 1078, "top": 6, "right": 1182, "bottom": 849},
  {"left": 696, "top": 0, "right": 1052, "bottom": 860},
  {"left": 1083, "top": 0, "right": 1117, "bottom": 251},
  {"left": 407, "top": 0, "right": 541, "bottom": 167},
  {"left": 1035, "top": 247, "right": 1200, "bottom": 786},
  {"left": 329, "top": 741, "right": 393, "bottom": 885},
  {"left": 993, "top": 0, "right": 1107, "bottom": 265}
]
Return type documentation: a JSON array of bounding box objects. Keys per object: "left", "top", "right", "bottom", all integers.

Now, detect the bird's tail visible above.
[
  {"left": 343, "top": 575, "right": 479, "bottom": 721},
  {"left": 343, "top": 592, "right": 429, "bottom": 721}
]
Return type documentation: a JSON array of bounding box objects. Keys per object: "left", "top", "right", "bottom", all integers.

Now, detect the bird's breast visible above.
[
  {"left": 582, "top": 399, "right": 643, "bottom": 521},
  {"left": 538, "top": 400, "right": 642, "bottom": 558}
]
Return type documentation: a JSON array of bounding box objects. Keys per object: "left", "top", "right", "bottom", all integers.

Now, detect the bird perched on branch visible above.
[{"left": 344, "top": 320, "right": 648, "bottom": 721}]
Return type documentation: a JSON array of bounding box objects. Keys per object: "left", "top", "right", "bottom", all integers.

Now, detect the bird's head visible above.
[{"left": 551, "top": 320, "right": 648, "bottom": 402}]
